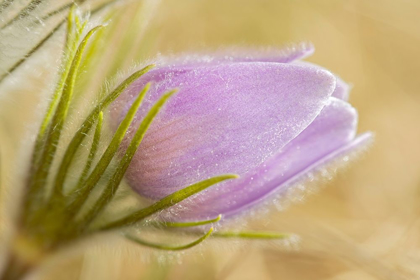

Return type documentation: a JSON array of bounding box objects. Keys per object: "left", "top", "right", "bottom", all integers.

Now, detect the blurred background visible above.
[{"left": 2, "top": 0, "right": 420, "bottom": 279}]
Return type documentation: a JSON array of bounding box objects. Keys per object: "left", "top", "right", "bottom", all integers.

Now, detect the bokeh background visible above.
[{"left": 1, "top": 0, "right": 420, "bottom": 279}]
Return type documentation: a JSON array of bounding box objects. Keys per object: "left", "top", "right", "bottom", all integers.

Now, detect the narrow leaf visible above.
[
  {"left": 25, "top": 25, "right": 103, "bottom": 214},
  {"left": 75, "top": 111, "right": 103, "bottom": 189},
  {"left": 65, "top": 83, "right": 151, "bottom": 218},
  {"left": 98, "top": 175, "right": 238, "bottom": 231},
  {"left": 213, "top": 231, "right": 291, "bottom": 240},
  {"left": 78, "top": 89, "right": 177, "bottom": 228},
  {"left": 30, "top": 5, "right": 82, "bottom": 171},
  {"left": 151, "top": 215, "right": 222, "bottom": 228},
  {"left": 125, "top": 227, "right": 214, "bottom": 251},
  {"left": 51, "top": 65, "right": 154, "bottom": 200}
]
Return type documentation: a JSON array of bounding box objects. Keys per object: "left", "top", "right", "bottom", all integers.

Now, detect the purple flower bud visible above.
[{"left": 111, "top": 45, "right": 372, "bottom": 221}]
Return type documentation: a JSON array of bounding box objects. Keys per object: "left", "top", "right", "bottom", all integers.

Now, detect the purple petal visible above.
[
  {"left": 115, "top": 63, "right": 336, "bottom": 199},
  {"left": 292, "top": 61, "right": 350, "bottom": 101},
  {"left": 332, "top": 76, "right": 351, "bottom": 101},
  {"left": 162, "top": 98, "right": 372, "bottom": 221}
]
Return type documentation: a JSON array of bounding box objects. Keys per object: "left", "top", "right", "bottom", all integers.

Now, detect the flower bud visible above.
[{"left": 111, "top": 45, "right": 372, "bottom": 221}]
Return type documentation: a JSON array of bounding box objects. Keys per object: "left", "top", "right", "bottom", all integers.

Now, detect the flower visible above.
[{"left": 111, "top": 44, "right": 372, "bottom": 221}]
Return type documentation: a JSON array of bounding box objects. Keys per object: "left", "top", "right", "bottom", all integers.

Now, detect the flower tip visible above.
[
  {"left": 165, "top": 88, "right": 179, "bottom": 98},
  {"left": 360, "top": 131, "right": 375, "bottom": 147},
  {"left": 215, "top": 214, "right": 223, "bottom": 222},
  {"left": 208, "top": 227, "right": 214, "bottom": 234},
  {"left": 94, "top": 25, "right": 106, "bottom": 32},
  {"left": 314, "top": 68, "right": 337, "bottom": 97},
  {"left": 143, "top": 82, "right": 152, "bottom": 91},
  {"left": 219, "top": 174, "right": 240, "bottom": 181},
  {"left": 299, "top": 41, "right": 315, "bottom": 54}
]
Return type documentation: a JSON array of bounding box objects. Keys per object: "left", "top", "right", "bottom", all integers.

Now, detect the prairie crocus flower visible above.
[
  {"left": 112, "top": 45, "right": 372, "bottom": 221},
  {"left": 2, "top": 2, "right": 358, "bottom": 278}
]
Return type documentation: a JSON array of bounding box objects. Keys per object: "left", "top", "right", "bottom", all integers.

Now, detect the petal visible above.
[
  {"left": 115, "top": 63, "right": 336, "bottom": 199},
  {"left": 332, "top": 76, "right": 351, "bottom": 101},
  {"left": 292, "top": 61, "right": 351, "bottom": 101},
  {"left": 164, "top": 98, "right": 372, "bottom": 221}
]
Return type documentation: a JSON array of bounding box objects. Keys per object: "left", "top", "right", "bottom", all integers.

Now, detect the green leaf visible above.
[
  {"left": 125, "top": 227, "right": 214, "bottom": 251},
  {"left": 213, "top": 231, "right": 291, "bottom": 240},
  {"left": 50, "top": 65, "right": 154, "bottom": 201},
  {"left": 65, "top": 83, "right": 151, "bottom": 219},
  {"left": 78, "top": 89, "right": 177, "bottom": 229},
  {"left": 30, "top": 5, "right": 82, "bottom": 171},
  {"left": 98, "top": 175, "right": 238, "bottom": 231},
  {"left": 74, "top": 111, "right": 103, "bottom": 190},
  {"left": 24, "top": 24, "right": 103, "bottom": 215},
  {"left": 151, "top": 215, "right": 222, "bottom": 228}
]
